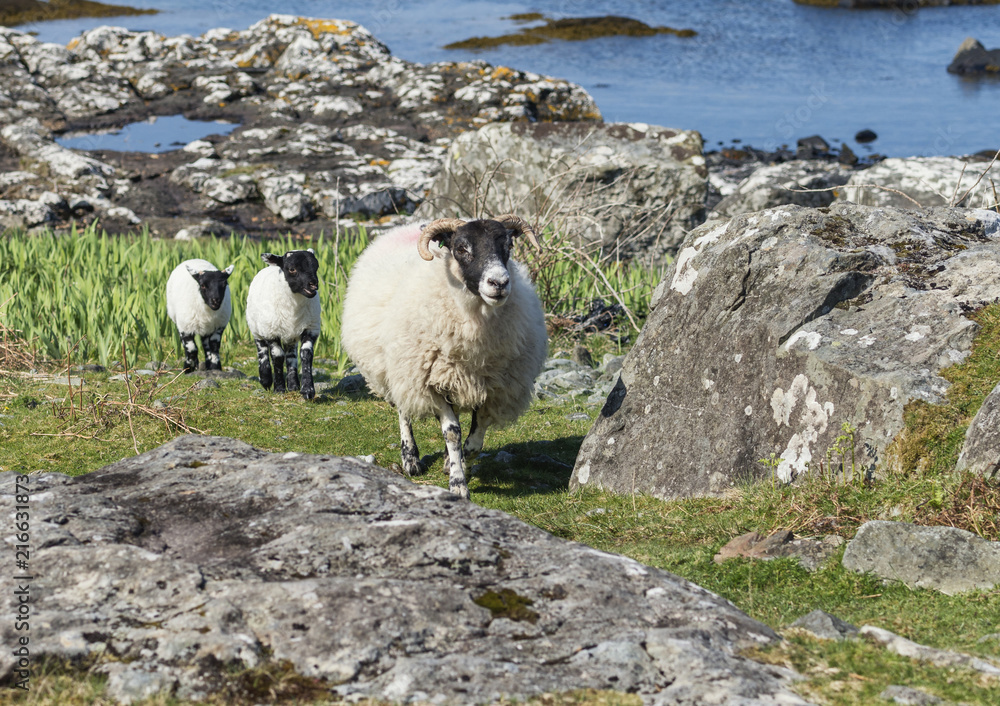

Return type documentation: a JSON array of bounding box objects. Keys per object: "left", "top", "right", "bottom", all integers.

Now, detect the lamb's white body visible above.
[
  {"left": 341, "top": 222, "right": 547, "bottom": 433},
  {"left": 166, "top": 259, "right": 231, "bottom": 335},
  {"left": 245, "top": 265, "right": 321, "bottom": 343}
]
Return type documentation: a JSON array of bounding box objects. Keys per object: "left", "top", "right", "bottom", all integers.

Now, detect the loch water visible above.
[{"left": 24, "top": 0, "right": 1000, "bottom": 158}]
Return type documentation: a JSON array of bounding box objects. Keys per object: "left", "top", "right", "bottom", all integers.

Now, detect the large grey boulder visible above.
[
  {"left": 843, "top": 521, "right": 1000, "bottom": 595},
  {"left": 572, "top": 204, "right": 1000, "bottom": 499},
  {"left": 0, "top": 436, "right": 808, "bottom": 705},
  {"left": 418, "top": 121, "right": 707, "bottom": 260},
  {"left": 837, "top": 157, "right": 997, "bottom": 209},
  {"left": 956, "top": 382, "right": 1000, "bottom": 478},
  {"left": 709, "top": 161, "right": 853, "bottom": 220}
]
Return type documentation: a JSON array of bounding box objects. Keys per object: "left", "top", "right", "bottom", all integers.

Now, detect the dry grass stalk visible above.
[{"left": 0, "top": 293, "right": 36, "bottom": 373}]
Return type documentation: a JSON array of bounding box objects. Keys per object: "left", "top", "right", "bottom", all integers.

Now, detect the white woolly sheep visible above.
[
  {"left": 246, "top": 249, "right": 321, "bottom": 400},
  {"left": 165, "top": 258, "right": 234, "bottom": 373},
  {"left": 341, "top": 215, "right": 548, "bottom": 499}
]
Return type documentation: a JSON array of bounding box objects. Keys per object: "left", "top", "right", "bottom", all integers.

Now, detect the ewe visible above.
[
  {"left": 341, "top": 216, "right": 547, "bottom": 499},
  {"left": 165, "top": 259, "right": 234, "bottom": 373},
  {"left": 246, "top": 250, "right": 321, "bottom": 400}
]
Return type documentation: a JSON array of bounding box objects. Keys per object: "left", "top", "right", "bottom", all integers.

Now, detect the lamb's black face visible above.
[
  {"left": 263, "top": 250, "right": 320, "bottom": 298},
  {"left": 191, "top": 269, "right": 231, "bottom": 311},
  {"left": 440, "top": 220, "right": 514, "bottom": 306}
]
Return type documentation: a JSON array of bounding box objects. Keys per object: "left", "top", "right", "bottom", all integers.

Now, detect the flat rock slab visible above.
[
  {"left": 0, "top": 436, "right": 808, "bottom": 705},
  {"left": 956, "top": 381, "right": 1000, "bottom": 477},
  {"left": 843, "top": 520, "right": 1000, "bottom": 595}
]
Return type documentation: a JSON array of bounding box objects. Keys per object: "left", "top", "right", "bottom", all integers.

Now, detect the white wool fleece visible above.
[
  {"left": 341, "top": 223, "right": 548, "bottom": 427},
  {"left": 166, "top": 259, "right": 232, "bottom": 335},
  {"left": 245, "top": 265, "right": 321, "bottom": 343}
]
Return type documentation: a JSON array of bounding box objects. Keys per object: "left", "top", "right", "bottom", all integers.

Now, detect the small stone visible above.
[
  {"left": 193, "top": 379, "right": 221, "bottom": 390},
  {"left": 571, "top": 345, "right": 594, "bottom": 368},
  {"left": 494, "top": 450, "right": 515, "bottom": 464},
  {"left": 790, "top": 609, "right": 858, "bottom": 641},
  {"left": 878, "top": 685, "right": 942, "bottom": 705},
  {"left": 152, "top": 400, "right": 168, "bottom": 409},
  {"left": 566, "top": 412, "right": 590, "bottom": 421},
  {"left": 855, "top": 129, "right": 878, "bottom": 144}
]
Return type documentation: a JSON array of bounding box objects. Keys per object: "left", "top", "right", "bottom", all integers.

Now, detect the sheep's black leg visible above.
[
  {"left": 463, "top": 408, "right": 488, "bottom": 457},
  {"left": 180, "top": 333, "right": 198, "bottom": 373},
  {"left": 254, "top": 338, "right": 272, "bottom": 390},
  {"left": 202, "top": 327, "right": 225, "bottom": 371},
  {"left": 398, "top": 409, "right": 427, "bottom": 476},
  {"left": 299, "top": 329, "right": 318, "bottom": 400},
  {"left": 284, "top": 341, "right": 299, "bottom": 392},
  {"left": 269, "top": 340, "right": 286, "bottom": 393},
  {"left": 436, "top": 398, "right": 468, "bottom": 499}
]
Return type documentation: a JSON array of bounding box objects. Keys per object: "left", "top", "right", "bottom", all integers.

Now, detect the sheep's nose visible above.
[{"left": 488, "top": 275, "right": 509, "bottom": 289}]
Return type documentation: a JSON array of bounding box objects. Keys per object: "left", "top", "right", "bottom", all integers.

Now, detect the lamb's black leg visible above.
[
  {"left": 284, "top": 341, "right": 299, "bottom": 392},
  {"left": 398, "top": 409, "right": 427, "bottom": 476},
  {"left": 202, "top": 327, "right": 225, "bottom": 371},
  {"left": 436, "top": 397, "right": 468, "bottom": 499},
  {"left": 269, "top": 340, "right": 286, "bottom": 393},
  {"left": 180, "top": 333, "right": 198, "bottom": 373},
  {"left": 254, "top": 338, "right": 272, "bottom": 390},
  {"left": 299, "top": 329, "right": 318, "bottom": 400}
]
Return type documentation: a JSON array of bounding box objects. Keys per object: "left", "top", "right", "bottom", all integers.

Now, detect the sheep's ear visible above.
[
  {"left": 306, "top": 248, "right": 314, "bottom": 254},
  {"left": 184, "top": 263, "right": 204, "bottom": 278},
  {"left": 262, "top": 253, "right": 283, "bottom": 267},
  {"left": 222, "top": 264, "right": 234, "bottom": 276}
]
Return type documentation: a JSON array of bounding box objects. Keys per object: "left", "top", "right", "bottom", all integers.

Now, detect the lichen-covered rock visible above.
[
  {"left": 419, "top": 122, "right": 705, "bottom": 260},
  {"left": 956, "top": 382, "right": 1000, "bottom": 478},
  {"left": 0, "top": 15, "right": 601, "bottom": 236},
  {"left": 843, "top": 521, "right": 1000, "bottom": 596},
  {"left": 837, "top": 157, "right": 997, "bottom": 209},
  {"left": 710, "top": 161, "right": 854, "bottom": 219},
  {"left": 572, "top": 205, "right": 1000, "bottom": 499},
  {"left": 0, "top": 436, "right": 807, "bottom": 705}
]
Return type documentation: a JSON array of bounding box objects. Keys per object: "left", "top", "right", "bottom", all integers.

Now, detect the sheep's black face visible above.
[
  {"left": 191, "top": 270, "right": 231, "bottom": 311},
  {"left": 263, "top": 250, "right": 320, "bottom": 298},
  {"left": 447, "top": 220, "right": 513, "bottom": 306}
]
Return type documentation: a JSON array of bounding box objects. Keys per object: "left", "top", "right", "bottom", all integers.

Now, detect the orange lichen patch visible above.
[
  {"left": 491, "top": 66, "right": 517, "bottom": 81},
  {"left": 295, "top": 17, "right": 356, "bottom": 39},
  {"left": 369, "top": 159, "right": 390, "bottom": 168}
]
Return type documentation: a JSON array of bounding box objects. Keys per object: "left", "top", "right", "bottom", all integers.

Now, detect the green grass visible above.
[{"left": 2, "top": 226, "right": 1000, "bottom": 705}]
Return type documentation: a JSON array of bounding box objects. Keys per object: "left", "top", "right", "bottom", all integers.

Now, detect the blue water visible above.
[
  {"left": 24, "top": 0, "right": 1000, "bottom": 157},
  {"left": 55, "top": 114, "right": 237, "bottom": 152}
]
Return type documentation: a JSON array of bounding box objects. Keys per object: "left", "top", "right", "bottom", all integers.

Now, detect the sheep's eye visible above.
[{"left": 200, "top": 284, "right": 207, "bottom": 290}]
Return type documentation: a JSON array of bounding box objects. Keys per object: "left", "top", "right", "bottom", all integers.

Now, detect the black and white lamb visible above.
[
  {"left": 245, "top": 249, "right": 321, "bottom": 400},
  {"left": 165, "top": 258, "right": 234, "bottom": 373},
  {"left": 341, "top": 216, "right": 548, "bottom": 499}
]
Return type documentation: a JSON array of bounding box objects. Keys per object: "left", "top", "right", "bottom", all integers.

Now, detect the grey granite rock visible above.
[
  {"left": 0, "top": 436, "right": 809, "bottom": 705},
  {"left": 838, "top": 157, "right": 996, "bottom": 210},
  {"left": 572, "top": 204, "right": 1000, "bottom": 500},
  {"left": 878, "top": 685, "right": 942, "bottom": 706},
  {"left": 861, "top": 625, "right": 1000, "bottom": 676},
  {"left": 956, "top": 382, "right": 1000, "bottom": 478},
  {"left": 790, "top": 610, "right": 859, "bottom": 641},
  {"left": 709, "top": 161, "right": 853, "bottom": 220},
  {"left": 843, "top": 521, "right": 1000, "bottom": 595},
  {"left": 419, "top": 121, "right": 706, "bottom": 260}
]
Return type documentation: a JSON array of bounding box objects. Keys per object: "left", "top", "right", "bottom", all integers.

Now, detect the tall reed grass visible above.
[{"left": 0, "top": 223, "right": 667, "bottom": 369}]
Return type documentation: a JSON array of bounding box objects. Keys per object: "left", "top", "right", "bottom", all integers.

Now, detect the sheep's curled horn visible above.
[{"left": 417, "top": 215, "right": 541, "bottom": 261}]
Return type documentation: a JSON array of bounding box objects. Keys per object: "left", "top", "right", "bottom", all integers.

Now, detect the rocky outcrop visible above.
[
  {"left": 0, "top": 15, "right": 601, "bottom": 236},
  {"left": 571, "top": 205, "right": 1000, "bottom": 499},
  {"left": 948, "top": 37, "right": 1000, "bottom": 76},
  {"left": 956, "top": 382, "right": 1000, "bottom": 477},
  {"left": 709, "top": 161, "right": 853, "bottom": 220},
  {"left": 0, "top": 436, "right": 808, "bottom": 705},
  {"left": 417, "top": 121, "right": 706, "bottom": 260},
  {"left": 837, "top": 157, "right": 997, "bottom": 209},
  {"left": 842, "top": 520, "right": 1000, "bottom": 595}
]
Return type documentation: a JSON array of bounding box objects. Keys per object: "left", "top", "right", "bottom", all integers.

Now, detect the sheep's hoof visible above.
[
  {"left": 402, "top": 459, "right": 428, "bottom": 477},
  {"left": 300, "top": 387, "right": 315, "bottom": 401},
  {"left": 449, "top": 480, "right": 470, "bottom": 500}
]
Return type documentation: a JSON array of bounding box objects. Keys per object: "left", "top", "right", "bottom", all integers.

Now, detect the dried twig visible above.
[
  {"left": 785, "top": 183, "right": 924, "bottom": 208},
  {"left": 953, "top": 148, "right": 1000, "bottom": 207}
]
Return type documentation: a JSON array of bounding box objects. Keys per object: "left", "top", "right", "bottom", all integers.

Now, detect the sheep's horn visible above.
[
  {"left": 418, "top": 218, "right": 466, "bottom": 261},
  {"left": 495, "top": 214, "right": 540, "bottom": 250}
]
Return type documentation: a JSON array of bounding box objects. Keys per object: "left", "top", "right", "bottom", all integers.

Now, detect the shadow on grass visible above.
[{"left": 471, "top": 436, "right": 585, "bottom": 498}]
